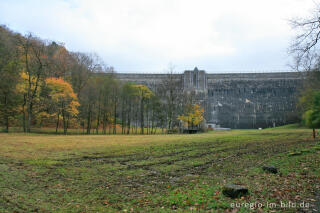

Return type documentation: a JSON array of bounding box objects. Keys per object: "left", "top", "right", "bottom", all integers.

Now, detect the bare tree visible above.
[
  {"left": 19, "top": 34, "right": 49, "bottom": 132},
  {"left": 290, "top": 2, "right": 320, "bottom": 71},
  {"left": 289, "top": 4, "right": 320, "bottom": 134},
  {"left": 70, "top": 52, "right": 100, "bottom": 98},
  {"left": 159, "top": 64, "right": 183, "bottom": 132}
]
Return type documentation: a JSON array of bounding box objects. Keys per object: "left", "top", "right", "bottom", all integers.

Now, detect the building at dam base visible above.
[{"left": 115, "top": 68, "right": 303, "bottom": 129}]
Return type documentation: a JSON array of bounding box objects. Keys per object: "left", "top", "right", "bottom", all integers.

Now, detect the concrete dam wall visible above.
[{"left": 115, "top": 68, "right": 303, "bottom": 129}]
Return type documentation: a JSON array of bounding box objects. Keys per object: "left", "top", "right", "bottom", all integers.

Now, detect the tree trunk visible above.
[
  {"left": 56, "top": 113, "right": 60, "bottom": 134},
  {"left": 121, "top": 98, "right": 125, "bottom": 134},
  {"left": 3, "top": 95, "right": 9, "bottom": 133},
  {"left": 146, "top": 103, "right": 149, "bottom": 135},
  {"left": 62, "top": 102, "right": 68, "bottom": 135},
  {"left": 5, "top": 115, "right": 9, "bottom": 133},
  {"left": 81, "top": 121, "right": 84, "bottom": 134},
  {"left": 102, "top": 112, "right": 106, "bottom": 134},
  {"left": 140, "top": 99, "right": 144, "bottom": 134},
  {"left": 86, "top": 104, "right": 91, "bottom": 134},
  {"left": 27, "top": 102, "right": 33, "bottom": 133},
  {"left": 65, "top": 116, "right": 69, "bottom": 135},
  {"left": 313, "top": 128, "right": 316, "bottom": 139},
  {"left": 167, "top": 107, "right": 173, "bottom": 132},
  {"left": 127, "top": 102, "right": 131, "bottom": 134},
  {"left": 22, "top": 95, "right": 26, "bottom": 132},
  {"left": 113, "top": 101, "right": 117, "bottom": 134},
  {"left": 151, "top": 107, "right": 155, "bottom": 134},
  {"left": 135, "top": 107, "right": 138, "bottom": 134},
  {"left": 96, "top": 107, "right": 100, "bottom": 134},
  {"left": 96, "top": 94, "right": 101, "bottom": 134},
  {"left": 63, "top": 115, "right": 67, "bottom": 135}
]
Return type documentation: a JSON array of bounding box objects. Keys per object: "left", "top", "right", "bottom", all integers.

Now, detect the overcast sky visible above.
[{"left": 0, "top": 0, "right": 316, "bottom": 73}]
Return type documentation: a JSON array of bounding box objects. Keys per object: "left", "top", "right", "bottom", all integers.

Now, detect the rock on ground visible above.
[
  {"left": 262, "top": 166, "right": 278, "bottom": 174},
  {"left": 222, "top": 184, "right": 249, "bottom": 198}
]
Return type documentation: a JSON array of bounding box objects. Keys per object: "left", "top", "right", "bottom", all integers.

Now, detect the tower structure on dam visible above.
[
  {"left": 183, "top": 67, "right": 207, "bottom": 92},
  {"left": 115, "top": 67, "right": 303, "bottom": 129}
]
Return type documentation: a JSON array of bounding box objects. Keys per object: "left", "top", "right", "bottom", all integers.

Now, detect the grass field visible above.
[{"left": 0, "top": 126, "right": 319, "bottom": 212}]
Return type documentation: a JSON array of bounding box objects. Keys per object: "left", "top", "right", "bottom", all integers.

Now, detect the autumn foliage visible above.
[
  {"left": 45, "top": 77, "right": 79, "bottom": 133},
  {"left": 0, "top": 25, "right": 200, "bottom": 134},
  {"left": 177, "top": 104, "right": 204, "bottom": 128}
]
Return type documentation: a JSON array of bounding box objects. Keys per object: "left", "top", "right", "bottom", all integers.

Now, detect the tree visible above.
[
  {"left": 17, "top": 71, "right": 41, "bottom": 132},
  {"left": 178, "top": 104, "right": 204, "bottom": 130},
  {"left": 297, "top": 71, "right": 320, "bottom": 113},
  {"left": 70, "top": 52, "right": 99, "bottom": 98},
  {"left": 132, "top": 84, "right": 154, "bottom": 134},
  {"left": 18, "top": 34, "right": 49, "bottom": 132},
  {"left": 47, "top": 42, "right": 73, "bottom": 79},
  {"left": 111, "top": 80, "right": 121, "bottom": 134},
  {"left": 149, "top": 95, "right": 165, "bottom": 134},
  {"left": 45, "top": 77, "right": 79, "bottom": 134},
  {"left": 289, "top": 3, "right": 320, "bottom": 133},
  {"left": 0, "top": 26, "right": 22, "bottom": 132},
  {"left": 290, "top": 3, "right": 320, "bottom": 71},
  {"left": 100, "top": 76, "right": 115, "bottom": 134},
  {"left": 159, "top": 65, "right": 183, "bottom": 132},
  {"left": 120, "top": 82, "right": 138, "bottom": 134},
  {"left": 0, "top": 25, "right": 121, "bottom": 134},
  {"left": 302, "top": 91, "right": 320, "bottom": 138}
]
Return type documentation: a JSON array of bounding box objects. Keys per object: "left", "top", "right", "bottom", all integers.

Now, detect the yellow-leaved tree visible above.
[
  {"left": 45, "top": 77, "right": 79, "bottom": 134},
  {"left": 178, "top": 104, "right": 204, "bottom": 130},
  {"left": 16, "top": 71, "right": 41, "bottom": 132}
]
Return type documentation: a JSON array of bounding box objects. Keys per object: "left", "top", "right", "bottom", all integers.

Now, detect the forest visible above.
[{"left": 0, "top": 25, "right": 204, "bottom": 134}]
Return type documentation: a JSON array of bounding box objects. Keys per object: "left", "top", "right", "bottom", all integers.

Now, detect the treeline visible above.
[{"left": 0, "top": 25, "right": 199, "bottom": 134}]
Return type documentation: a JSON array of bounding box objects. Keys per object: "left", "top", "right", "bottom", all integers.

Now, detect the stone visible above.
[
  {"left": 262, "top": 166, "right": 278, "bottom": 174},
  {"left": 222, "top": 184, "right": 248, "bottom": 198}
]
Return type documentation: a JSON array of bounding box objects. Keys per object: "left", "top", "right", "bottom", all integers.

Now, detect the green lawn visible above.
[{"left": 0, "top": 127, "right": 319, "bottom": 212}]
